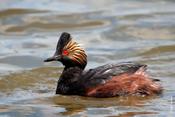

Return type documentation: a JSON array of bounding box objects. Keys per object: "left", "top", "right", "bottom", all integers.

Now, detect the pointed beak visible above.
[
  {"left": 44, "top": 32, "right": 71, "bottom": 62},
  {"left": 44, "top": 55, "right": 61, "bottom": 62}
]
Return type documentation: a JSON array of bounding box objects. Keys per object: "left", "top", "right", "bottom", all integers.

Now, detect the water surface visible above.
[{"left": 0, "top": 0, "right": 175, "bottom": 116}]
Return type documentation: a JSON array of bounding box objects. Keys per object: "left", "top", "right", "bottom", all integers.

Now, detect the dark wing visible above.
[{"left": 80, "top": 62, "right": 147, "bottom": 88}]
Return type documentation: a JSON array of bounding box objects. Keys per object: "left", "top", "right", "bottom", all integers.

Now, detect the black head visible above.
[{"left": 44, "top": 32, "right": 87, "bottom": 69}]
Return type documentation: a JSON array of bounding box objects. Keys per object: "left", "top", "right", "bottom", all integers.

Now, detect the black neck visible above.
[
  {"left": 64, "top": 62, "right": 87, "bottom": 71},
  {"left": 56, "top": 66, "right": 84, "bottom": 95}
]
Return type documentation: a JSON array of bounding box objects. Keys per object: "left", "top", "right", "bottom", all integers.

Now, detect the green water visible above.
[{"left": 0, "top": 0, "right": 175, "bottom": 116}]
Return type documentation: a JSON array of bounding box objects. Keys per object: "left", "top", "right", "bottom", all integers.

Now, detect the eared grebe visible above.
[{"left": 44, "top": 32, "right": 162, "bottom": 98}]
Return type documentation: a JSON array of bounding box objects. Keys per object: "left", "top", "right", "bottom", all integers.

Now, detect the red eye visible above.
[{"left": 62, "top": 50, "right": 69, "bottom": 55}]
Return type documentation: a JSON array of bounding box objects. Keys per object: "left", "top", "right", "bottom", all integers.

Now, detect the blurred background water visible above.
[{"left": 0, "top": 0, "right": 175, "bottom": 117}]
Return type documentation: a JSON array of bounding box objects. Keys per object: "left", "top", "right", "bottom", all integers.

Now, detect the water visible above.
[{"left": 0, "top": 0, "right": 175, "bottom": 116}]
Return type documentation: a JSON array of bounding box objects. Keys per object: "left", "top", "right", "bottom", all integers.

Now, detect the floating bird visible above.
[{"left": 44, "top": 32, "right": 162, "bottom": 98}]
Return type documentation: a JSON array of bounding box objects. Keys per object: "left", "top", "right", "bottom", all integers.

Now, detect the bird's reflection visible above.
[{"left": 50, "top": 95, "right": 159, "bottom": 116}]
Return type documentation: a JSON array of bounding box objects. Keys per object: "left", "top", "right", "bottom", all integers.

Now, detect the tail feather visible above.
[{"left": 135, "top": 65, "right": 148, "bottom": 76}]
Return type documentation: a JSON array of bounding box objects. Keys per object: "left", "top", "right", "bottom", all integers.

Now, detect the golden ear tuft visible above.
[{"left": 63, "top": 39, "right": 87, "bottom": 65}]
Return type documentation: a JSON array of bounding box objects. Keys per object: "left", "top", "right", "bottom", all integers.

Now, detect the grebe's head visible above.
[{"left": 44, "top": 32, "right": 87, "bottom": 69}]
